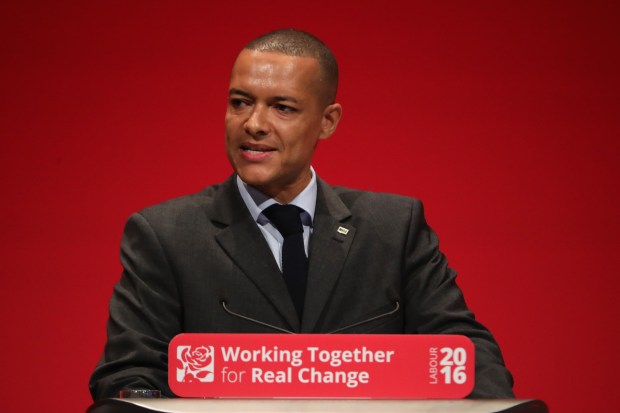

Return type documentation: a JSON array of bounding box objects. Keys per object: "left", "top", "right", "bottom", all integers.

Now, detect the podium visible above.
[{"left": 87, "top": 398, "right": 548, "bottom": 413}]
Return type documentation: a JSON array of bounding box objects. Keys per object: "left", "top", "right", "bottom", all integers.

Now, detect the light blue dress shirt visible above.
[{"left": 236, "top": 168, "right": 316, "bottom": 271}]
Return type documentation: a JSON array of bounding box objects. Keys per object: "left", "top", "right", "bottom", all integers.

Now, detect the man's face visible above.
[{"left": 225, "top": 49, "right": 341, "bottom": 203}]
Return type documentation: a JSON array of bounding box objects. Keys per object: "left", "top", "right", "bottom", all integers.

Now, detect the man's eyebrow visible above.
[
  {"left": 228, "top": 89, "right": 299, "bottom": 104},
  {"left": 273, "top": 95, "right": 299, "bottom": 104},
  {"left": 229, "top": 88, "right": 252, "bottom": 98}
]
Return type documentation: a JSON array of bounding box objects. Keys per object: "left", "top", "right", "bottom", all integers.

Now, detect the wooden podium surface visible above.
[{"left": 87, "top": 398, "right": 548, "bottom": 413}]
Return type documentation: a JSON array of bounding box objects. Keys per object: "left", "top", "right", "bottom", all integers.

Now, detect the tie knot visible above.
[{"left": 263, "top": 204, "right": 304, "bottom": 237}]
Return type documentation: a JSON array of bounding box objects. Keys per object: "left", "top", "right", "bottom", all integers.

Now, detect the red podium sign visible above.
[{"left": 169, "top": 334, "right": 474, "bottom": 399}]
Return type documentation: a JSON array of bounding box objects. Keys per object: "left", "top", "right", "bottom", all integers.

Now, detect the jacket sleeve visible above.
[
  {"left": 89, "top": 212, "right": 181, "bottom": 400},
  {"left": 402, "top": 200, "right": 514, "bottom": 398}
]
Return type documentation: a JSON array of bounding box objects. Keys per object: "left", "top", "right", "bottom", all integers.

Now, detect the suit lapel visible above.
[
  {"left": 211, "top": 176, "right": 300, "bottom": 332},
  {"left": 302, "top": 179, "right": 356, "bottom": 332}
]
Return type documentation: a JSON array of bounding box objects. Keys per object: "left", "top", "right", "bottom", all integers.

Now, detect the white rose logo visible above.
[{"left": 176, "top": 345, "right": 214, "bottom": 383}]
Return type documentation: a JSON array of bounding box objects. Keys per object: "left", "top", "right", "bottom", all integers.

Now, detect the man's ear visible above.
[{"left": 319, "top": 103, "right": 343, "bottom": 140}]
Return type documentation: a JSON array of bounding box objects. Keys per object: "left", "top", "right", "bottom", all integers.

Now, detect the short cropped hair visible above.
[{"left": 244, "top": 29, "right": 339, "bottom": 104}]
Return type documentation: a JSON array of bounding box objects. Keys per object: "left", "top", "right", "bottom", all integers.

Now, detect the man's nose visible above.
[{"left": 244, "top": 105, "right": 270, "bottom": 137}]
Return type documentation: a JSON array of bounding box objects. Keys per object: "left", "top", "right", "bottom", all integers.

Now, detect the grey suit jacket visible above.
[{"left": 89, "top": 175, "right": 514, "bottom": 399}]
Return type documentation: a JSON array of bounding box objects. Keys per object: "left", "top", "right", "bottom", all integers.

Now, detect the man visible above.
[{"left": 90, "top": 29, "right": 514, "bottom": 400}]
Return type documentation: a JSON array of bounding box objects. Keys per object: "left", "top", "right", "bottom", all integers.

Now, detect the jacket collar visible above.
[{"left": 211, "top": 175, "right": 357, "bottom": 333}]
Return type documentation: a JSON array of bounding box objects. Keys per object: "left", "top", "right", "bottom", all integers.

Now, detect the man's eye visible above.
[
  {"left": 230, "top": 98, "right": 248, "bottom": 108},
  {"left": 274, "top": 104, "right": 297, "bottom": 113}
]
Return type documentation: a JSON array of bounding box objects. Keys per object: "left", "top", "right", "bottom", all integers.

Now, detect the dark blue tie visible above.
[{"left": 262, "top": 204, "right": 308, "bottom": 319}]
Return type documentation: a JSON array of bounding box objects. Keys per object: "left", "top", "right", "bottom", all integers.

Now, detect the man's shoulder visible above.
[
  {"left": 319, "top": 181, "right": 423, "bottom": 224},
  {"left": 134, "top": 180, "right": 231, "bottom": 223},
  {"left": 326, "top": 183, "right": 421, "bottom": 210},
  {"left": 331, "top": 184, "right": 418, "bottom": 202}
]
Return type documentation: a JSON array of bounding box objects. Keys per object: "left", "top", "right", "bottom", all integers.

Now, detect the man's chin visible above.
[{"left": 235, "top": 169, "right": 274, "bottom": 188}]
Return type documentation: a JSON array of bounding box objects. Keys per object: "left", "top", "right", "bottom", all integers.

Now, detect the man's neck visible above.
[
  {"left": 253, "top": 171, "right": 313, "bottom": 204},
  {"left": 235, "top": 168, "right": 318, "bottom": 223}
]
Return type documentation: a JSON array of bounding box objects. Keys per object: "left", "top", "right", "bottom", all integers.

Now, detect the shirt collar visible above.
[{"left": 236, "top": 167, "right": 317, "bottom": 227}]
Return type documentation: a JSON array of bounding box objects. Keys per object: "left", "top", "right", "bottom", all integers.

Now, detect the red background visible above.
[{"left": 1, "top": 1, "right": 618, "bottom": 412}]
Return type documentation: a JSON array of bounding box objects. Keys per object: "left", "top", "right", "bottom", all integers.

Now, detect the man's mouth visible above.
[
  {"left": 240, "top": 144, "right": 276, "bottom": 155},
  {"left": 240, "top": 143, "right": 276, "bottom": 160}
]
